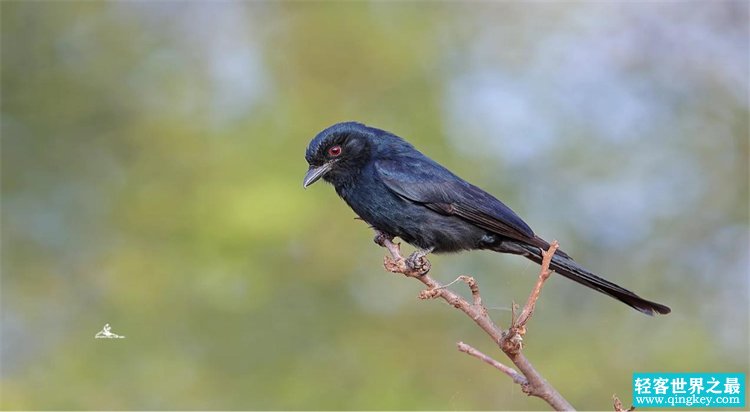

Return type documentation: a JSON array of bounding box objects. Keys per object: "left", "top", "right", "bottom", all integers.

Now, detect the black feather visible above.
[{"left": 304, "top": 122, "right": 671, "bottom": 316}]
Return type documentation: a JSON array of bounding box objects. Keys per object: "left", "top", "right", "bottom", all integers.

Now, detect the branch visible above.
[
  {"left": 613, "top": 394, "right": 635, "bottom": 412},
  {"left": 514, "top": 241, "right": 558, "bottom": 332},
  {"left": 376, "top": 232, "right": 573, "bottom": 411},
  {"left": 457, "top": 341, "right": 527, "bottom": 387}
]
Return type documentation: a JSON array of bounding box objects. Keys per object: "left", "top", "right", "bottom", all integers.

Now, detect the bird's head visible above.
[{"left": 303, "top": 122, "right": 374, "bottom": 188}]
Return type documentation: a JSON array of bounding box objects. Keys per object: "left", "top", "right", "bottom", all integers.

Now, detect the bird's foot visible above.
[
  {"left": 373, "top": 230, "right": 393, "bottom": 247},
  {"left": 405, "top": 248, "right": 433, "bottom": 275}
]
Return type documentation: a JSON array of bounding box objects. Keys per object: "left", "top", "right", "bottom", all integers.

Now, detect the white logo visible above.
[{"left": 95, "top": 323, "right": 125, "bottom": 339}]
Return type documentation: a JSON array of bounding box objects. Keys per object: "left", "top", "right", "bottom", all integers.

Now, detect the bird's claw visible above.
[{"left": 405, "top": 249, "right": 432, "bottom": 275}]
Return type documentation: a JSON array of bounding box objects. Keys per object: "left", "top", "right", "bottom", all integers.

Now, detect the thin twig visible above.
[
  {"left": 376, "top": 231, "right": 573, "bottom": 411},
  {"left": 503, "top": 240, "right": 559, "bottom": 354},
  {"left": 613, "top": 394, "right": 635, "bottom": 412},
  {"left": 515, "top": 240, "right": 559, "bottom": 330},
  {"left": 457, "top": 341, "right": 528, "bottom": 389}
]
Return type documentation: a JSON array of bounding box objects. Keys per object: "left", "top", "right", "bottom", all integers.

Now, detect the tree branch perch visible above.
[{"left": 375, "top": 231, "right": 574, "bottom": 411}]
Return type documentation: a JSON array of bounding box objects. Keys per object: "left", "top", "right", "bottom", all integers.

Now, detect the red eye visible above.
[{"left": 328, "top": 145, "right": 342, "bottom": 157}]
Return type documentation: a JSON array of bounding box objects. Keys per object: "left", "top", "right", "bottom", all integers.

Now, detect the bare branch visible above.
[
  {"left": 503, "top": 241, "right": 558, "bottom": 354},
  {"left": 515, "top": 240, "right": 559, "bottom": 330},
  {"left": 613, "top": 395, "right": 635, "bottom": 412},
  {"left": 457, "top": 341, "right": 528, "bottom": 389},
  {"left": 375, "top": 231, "right": 573, "bottom": 411}
]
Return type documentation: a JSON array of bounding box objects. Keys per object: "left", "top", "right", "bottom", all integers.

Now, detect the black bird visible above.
[{"left": 303, "top": 122, "right": 670, "bottom": 315}]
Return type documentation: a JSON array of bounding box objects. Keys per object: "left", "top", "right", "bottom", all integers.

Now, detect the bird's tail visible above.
[{"left": 491, "top": 240, "right": 671, "bottom": 316}]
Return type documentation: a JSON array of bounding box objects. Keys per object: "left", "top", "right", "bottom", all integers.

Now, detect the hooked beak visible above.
[{"left": 303, "top": 162, "right": 333, "bottom": 188}]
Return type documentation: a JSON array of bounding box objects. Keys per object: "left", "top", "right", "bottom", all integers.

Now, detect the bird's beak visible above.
[{"left": 303, "top": 162, "right": 333, "bottom": 188}]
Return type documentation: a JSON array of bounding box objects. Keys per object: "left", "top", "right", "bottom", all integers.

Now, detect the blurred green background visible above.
[{"left": 2, "top": 1, "right": 748, "bottom": 410}]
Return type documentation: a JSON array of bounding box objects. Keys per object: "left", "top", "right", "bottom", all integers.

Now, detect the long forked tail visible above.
[{"left": 493, "top": 240, "right": 671, "bottom": 316}]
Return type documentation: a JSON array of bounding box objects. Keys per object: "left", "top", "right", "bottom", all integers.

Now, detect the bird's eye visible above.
[{"left": 328, "top": 145, "right": 342, "bottom": 157}]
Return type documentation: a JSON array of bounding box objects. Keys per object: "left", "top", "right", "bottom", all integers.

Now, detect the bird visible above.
[{"left": 303, "top": 121, "right": 670, "bottom": 316}]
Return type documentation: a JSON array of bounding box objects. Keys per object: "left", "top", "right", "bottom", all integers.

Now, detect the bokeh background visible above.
[{"left": 2, "top": 1, "right": 748, "bottom": 410}]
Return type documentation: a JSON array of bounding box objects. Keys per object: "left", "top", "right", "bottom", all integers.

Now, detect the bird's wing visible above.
[{"left": 374, "top": 157, "right": 537, "bottom": 244}]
